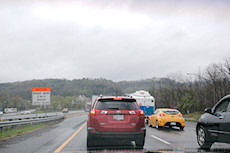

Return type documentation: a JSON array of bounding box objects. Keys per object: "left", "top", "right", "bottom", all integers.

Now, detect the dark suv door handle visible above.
[{"left": 219, "top": 116, "right": 224, "bottom": 119}]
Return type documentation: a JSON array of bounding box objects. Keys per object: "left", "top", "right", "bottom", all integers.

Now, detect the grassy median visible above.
[
  {"left": 0, "top": 123, "right": 49, "bottom": 141},
  {"left": 183, "top": 112, "right": 202, "bottom": 120}
]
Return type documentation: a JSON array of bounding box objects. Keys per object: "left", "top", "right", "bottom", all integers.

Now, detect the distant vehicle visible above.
[
  {"left": 128, "top": 90, "right": 155, "bottom": 124},
  {"left": 148, "top": 108, "right": 185, "bottom": 130},
  {"left": 84, "top": 108, "right": 91, "bottom": 112},
  {"left": 62, "top": 108, "right": 69, "bottom": 113},
  {"left": 87, "top": 96, "right": 146, "bottom": 148},
  {"left": 21, "top": 110, "right": 31, "bottom": 114},
  {"left": 196, "top": 94, "right": 230, "bottom": 149},
  {"left": 4, "top": 108, "right": 17, "bottom": 113}
]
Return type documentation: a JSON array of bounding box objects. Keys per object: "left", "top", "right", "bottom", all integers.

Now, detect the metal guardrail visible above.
[
  {"left": 0, "top": 115, "right": 64, "bottom": 129},
  {"left": 1, "top": 113, "right": 61, "bottom": 122},
  {"left": 0, "top": 110, "right": 86, "bottom": 130}
]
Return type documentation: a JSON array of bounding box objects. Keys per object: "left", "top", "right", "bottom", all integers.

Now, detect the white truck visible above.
[{"left": 128, "top": 90, "right": 155, "bottom": 124}]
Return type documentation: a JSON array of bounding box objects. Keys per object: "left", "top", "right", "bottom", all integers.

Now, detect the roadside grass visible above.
[
  {"left": 0, "top": 123, "right": 49, "bottom": 140},
  {"left": 32, "top": 110, "right": 52, "bottom": 114},
  {"left": 183, "top": 112, "right": 202, "bottom": 120}
]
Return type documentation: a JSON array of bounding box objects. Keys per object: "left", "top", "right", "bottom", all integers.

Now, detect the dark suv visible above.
[
  {"left": 87, "top": 96, "right": 146, "bottom": 148},
  {"left": 196, "top": 94, "right": 230, "bottom": 149}
]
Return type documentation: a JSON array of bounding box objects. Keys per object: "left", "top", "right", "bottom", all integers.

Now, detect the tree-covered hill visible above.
[{"left": 0, "top": 78, "right": 163, "bottom": 100}]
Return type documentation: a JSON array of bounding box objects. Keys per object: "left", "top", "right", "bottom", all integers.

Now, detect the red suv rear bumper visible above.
[{"left": 87, "top": 127, "right": 146, "bottom": 140}]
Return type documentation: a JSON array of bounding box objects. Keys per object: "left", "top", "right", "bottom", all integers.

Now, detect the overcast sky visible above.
[{"left": 0, "top": 0, "right": 230, "bottom": 83}]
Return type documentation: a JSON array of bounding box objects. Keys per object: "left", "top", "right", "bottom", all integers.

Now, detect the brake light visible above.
[
  {"left": 179, "top": 114, "right": 183, "bottom": 117},
  {"left": 159, "top": 113, "right": 165, "bottom": 117},
  {"left": 140, "top": 110, "right": 145, "bottom": 116},
  {"left": 113, "top": 98, "right": 122, "bottom": 100},
  {"left": 134, "top": 110, "right": 145, "bottom": 116},
  {"left": 90, "top": 110, "right": 96, "bottom": 116}
]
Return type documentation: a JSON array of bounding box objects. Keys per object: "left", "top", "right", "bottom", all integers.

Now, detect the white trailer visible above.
[{"left": 128, "top": 90, "right": 155, "bottom": 123}]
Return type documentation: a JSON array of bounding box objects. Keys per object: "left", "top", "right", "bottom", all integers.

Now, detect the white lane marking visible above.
[{"left": 151, "top": 135, "right": 171, "bottom": 145}]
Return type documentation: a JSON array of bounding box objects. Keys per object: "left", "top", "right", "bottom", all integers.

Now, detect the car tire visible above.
[
  {"left": 145, "top": 119, "right": 148, "bottom": 125},
  {"left": 155, "top": 120, "right": 161, "bottom": 129},
  {"left": 197, "top": 126, "right": 213, "bottom": 149},
  {"left": 180, "top": 126, "right": 184, "bottom": 130},
  {"left": 87, "top": 135, "right": 94, "bottom": 147},
  {"left": 135, "top": 138, "right": 145, "bottom": 149},
  {"left": 147, "top": 120, "right": 152, "bottom": 127}
]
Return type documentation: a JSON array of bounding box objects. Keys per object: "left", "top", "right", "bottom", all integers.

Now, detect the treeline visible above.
[
  {"left": 0, "top": 78, "right": 122, "bottom": 99},
  {"left": 0, "top": 78, "right": 153, "bottom": 110},
  {"left": 50, "top": 95, "right": 85, "bottom": 110},
  {"left": 150, "top": 57, "right": 230, "bottom": 114},
  {"left": 0, "top": 57, "right": 229, "bottom": 112}
]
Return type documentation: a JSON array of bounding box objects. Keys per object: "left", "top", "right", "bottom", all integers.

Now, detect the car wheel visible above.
[
  {"left": 155, "top": 120, "right": 161, "bottom": 129},
  {"left": 145, "top": 119, "right": 148, "bottom": 125},
  {"left": 147, "top": 119, "right": 152, "bottom": 127},
  {"left": 135, "top": 138, "right": 145, "bottom": 149},
  {"left": 197, "top": 126, "right": 212, "bottom": 149},
  {"left": 87, "top": 135, "right": 94, "bottom": 147}
]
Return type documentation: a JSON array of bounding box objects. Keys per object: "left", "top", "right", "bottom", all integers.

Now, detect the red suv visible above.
[{"left": 87, "top": 96, "right": 146, "bottom": 148}]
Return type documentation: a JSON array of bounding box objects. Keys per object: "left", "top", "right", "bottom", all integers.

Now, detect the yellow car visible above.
[{"left": 148, "top": 108, "right": 185, "bottom": 130}]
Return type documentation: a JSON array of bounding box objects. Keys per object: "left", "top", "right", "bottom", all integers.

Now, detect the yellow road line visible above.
[{"left": 54, "top": 122, "right": 87, "bottom": 153}]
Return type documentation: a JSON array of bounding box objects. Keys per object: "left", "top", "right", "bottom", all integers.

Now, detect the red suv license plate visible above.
[{"left": 113, "top": 115, "right": 124, "bottom": 120}]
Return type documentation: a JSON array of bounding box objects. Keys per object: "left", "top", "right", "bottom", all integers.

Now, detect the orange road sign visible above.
[{"left": 32, "top": 87, "right": 51, "bottom": 91}]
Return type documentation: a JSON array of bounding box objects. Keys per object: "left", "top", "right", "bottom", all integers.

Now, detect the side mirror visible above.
[
  {"left": 205, "top": 108, "right": 212, "bottom": 114},
  {"left": 84, "top": 108, "right": 91, "bottom": 112}
]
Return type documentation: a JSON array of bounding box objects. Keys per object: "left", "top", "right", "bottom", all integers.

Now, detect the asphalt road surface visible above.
[{"left": 0, "top": 114, "right": 229, "bottom": 153}]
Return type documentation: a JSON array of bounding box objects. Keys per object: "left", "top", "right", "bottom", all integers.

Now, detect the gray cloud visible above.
[{"left": 0, "top": 0, "right": 230, "bottom": 83}]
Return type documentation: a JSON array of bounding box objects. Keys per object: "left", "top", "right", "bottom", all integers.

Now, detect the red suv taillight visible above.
[
  {"left": 179, "top": 113, "right": 183, "bottom": 117},
  {"left": 90, "top": 110, "right": 96, "bottom": 116},
  {"left": 140, "top": 110, "right": 145, "bottom": 116},
  {"left": 134, "top": 110, "right": 145, "bottom": 116}
]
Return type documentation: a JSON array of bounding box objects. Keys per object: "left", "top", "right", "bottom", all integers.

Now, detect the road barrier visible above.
[
  {"left": 0, "top": 115, "right": 64, "bottom": 130},
  {"left": 0, "top": 110, "right": 87, "bottom": 131}
]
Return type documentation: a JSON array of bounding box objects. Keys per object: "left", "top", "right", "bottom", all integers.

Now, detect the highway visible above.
[{"left": 0, "top": 114, "right": 229, "bottom": 153}]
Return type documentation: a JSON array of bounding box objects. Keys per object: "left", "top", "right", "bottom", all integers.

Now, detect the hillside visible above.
[{"left": 0, "top": 78, "right": 163, "bottom": 100}]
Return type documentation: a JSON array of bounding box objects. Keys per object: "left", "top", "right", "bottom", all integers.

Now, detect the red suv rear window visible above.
[{"left": 96, "top": 99, "right": 139, "bottom": 110}]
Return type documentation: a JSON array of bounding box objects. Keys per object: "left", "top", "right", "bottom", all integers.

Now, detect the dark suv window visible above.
[
  {"left": 96, "top": 99, "right": 139, "bottom": 110},
  {"left": 214, "top": 99, "right": 230, "bottom": 113}
]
